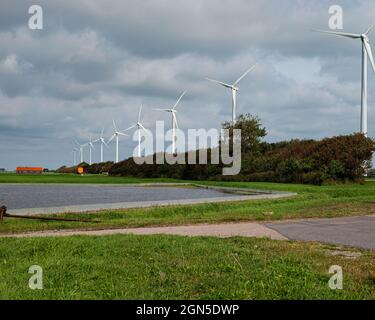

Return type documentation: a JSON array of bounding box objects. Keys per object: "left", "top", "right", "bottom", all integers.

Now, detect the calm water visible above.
[{"left": 0, "top": 184, "right": 234, "bottom": 209}]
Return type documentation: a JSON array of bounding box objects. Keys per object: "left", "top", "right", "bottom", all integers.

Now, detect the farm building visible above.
[{"left": 16, "top": 167, "right": 44, "bottom": 174}]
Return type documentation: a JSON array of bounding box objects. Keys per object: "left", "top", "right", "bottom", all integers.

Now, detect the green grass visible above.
[
  {"left": 0, "top": 179, "right": 374, "bottom": 234},
  {"left": 0, "top": 234, "right": 374, "bottom": 300},
  {"left": 1, "top": 174, "right": 374, "bottom": 300},
  {"left": 0, "top": 172, "right": 176, "bottom": 184}
]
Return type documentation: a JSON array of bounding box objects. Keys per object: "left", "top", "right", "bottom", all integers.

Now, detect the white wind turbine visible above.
[
  {"left": 314, "top": 25, "right": 375, "bottom": 137},
  {"left": 74, "top": 139, "right": 85, "bottom": 164},
  {"left": 107, "top": 120, "right": 129, "bottom": 163},
  {"left": 206, "top": 64, "right": 256, "bottom": 124},
  {"left": 85, "top": 135, "right": 95, "bottom": 165},
  {"left": 72, "top": 147, "right": 79, "bottom": 166},
  {"left": 123, "top": 104, "right": 150, "bottom": 157},
  {"left": 153, "top": 91, "right": 186, "bottom": 155},
  {"left": 94, "top": 128, "right": 109, "bottom": 163}
]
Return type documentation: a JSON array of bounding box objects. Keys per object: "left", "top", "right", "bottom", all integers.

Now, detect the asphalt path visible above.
[{"left": 266, "top": 215, "right": 375, "bottom": 250}]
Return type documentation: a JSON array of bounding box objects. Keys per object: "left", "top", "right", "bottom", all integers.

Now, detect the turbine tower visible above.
[
  {"left": 153, "top": 91, "right": 186, "bottom": 155},
  {"left": 108, "top": 120, "right": 129, "bottom": 163},
  {"left": 206, "top": 64, "right": 256, "bottom": 124},
  {"left": 123, "top": 104, "right": 150, "bottom": 157},
  {"left": 94, "top": 128, "right": 109, "bottom": 163},
  {"left": 315, "top": 25, "right": 375, "bottom": 137}
]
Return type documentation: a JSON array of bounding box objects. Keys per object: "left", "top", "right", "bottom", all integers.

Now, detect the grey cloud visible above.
[{"left": 0, "top": 0, "right": 374, "bottom": 169}]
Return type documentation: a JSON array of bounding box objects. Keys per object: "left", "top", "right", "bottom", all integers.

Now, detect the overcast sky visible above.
[{"left": 0, "top": 0, "right": 374, "bottom": 169}]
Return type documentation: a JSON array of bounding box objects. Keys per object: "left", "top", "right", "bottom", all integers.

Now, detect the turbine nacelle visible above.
[
  {"left": 315, "top": 23, "right": 375, "bottom": 136},
  {"left": 206, "top": 64, "right": 256, "bottom": 123}
]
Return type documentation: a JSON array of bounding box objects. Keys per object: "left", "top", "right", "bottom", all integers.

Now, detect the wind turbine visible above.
[
  {"left": 74, "top": 139, "right": 85, "bottom": 164},
  {"left": 94, "top": 128, "right": 109, "bottom": 163},
  {"left": 72, "top": 147, "right": 79, "bottom": 166},
  {"left": 123, "top": 104, "right": 150, "bottom": 157},
  {"left": 206, "top": 64, "right": 256, "bottom": 124},
  {"left": 153, "top": 91, "right": 186, "bottom": 154},
  {"left": 314, "top": 25, "right": 375, "bottom": 137},
  {"left": 107, "top": 120, "right": 129, "bottom": 163},
  {"left": 86, "top": 135, "right": 95, "bottom": 165}
]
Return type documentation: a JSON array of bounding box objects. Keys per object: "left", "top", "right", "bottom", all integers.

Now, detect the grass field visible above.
[
  {"left": 0, "top": 174, "right": 374, "bottom": 234},
  {"left": 0, "top": 172, "right": 176, "bottom": 184},
  {"left": 0, "top": 234, "right": 374, "bottom": 299},
  {"left": 0, "top": 173, "right": 374, "bottom": 300}
]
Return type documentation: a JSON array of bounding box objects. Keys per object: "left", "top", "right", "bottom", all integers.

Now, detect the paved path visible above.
[
  {"left": 266, "top": 215, "right": 375, "bottom": 250},
  {"left": 1, "top": 215, "right": 375, "bottom": 249},
  {"left": 0, "top": 222, "right": 287, "bottom": 240}
]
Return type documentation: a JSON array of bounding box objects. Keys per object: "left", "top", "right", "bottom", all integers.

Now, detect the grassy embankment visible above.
[
  {"left": 0, "top": 174, "right": 374, "bottom": 300},
  {"left": 0, "top": 234, "right": 374, "bottom": 299},
  {"left": 0, "top": 173, "right": 374, "bottom": 234}
]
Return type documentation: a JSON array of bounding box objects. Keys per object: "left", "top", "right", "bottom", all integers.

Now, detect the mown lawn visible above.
[
  {"left": 0, "top": 173, "right": 176, "bottom": 184},
  {"left": 0, "top": 234, "right": 374, "bottom": 300},
  {"left": 0, "top": 178, "right": 374, "bottom": 234}
]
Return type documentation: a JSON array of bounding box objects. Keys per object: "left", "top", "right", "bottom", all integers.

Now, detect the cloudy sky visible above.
[{"left": 0, "top": 0, "right": 374, "bottom": 169}]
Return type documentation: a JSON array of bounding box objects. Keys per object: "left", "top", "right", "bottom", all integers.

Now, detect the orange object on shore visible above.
[
  {"left": 16, "top": 167, "right": 44, "bottom": 174},
  {"left": 77, "top": 167, "right": 84, "bottom": 174}
]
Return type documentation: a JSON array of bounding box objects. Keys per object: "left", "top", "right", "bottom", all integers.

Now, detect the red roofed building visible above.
[{"left": 16, "top": 167, "right": 44, "bottom": 174}]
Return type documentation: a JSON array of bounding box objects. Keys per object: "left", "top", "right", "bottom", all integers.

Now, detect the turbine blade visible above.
[
  {"left": 112, "top": 120, "right": 117, "bottom": 132},
  {"left": 138, "top": 104, "right": 143, "bottom": 122},
  {"left": 364, "top": 38, "right": 375, "bottom": 72},
  {"left": 153, "top": 108, "right": 171, "bottom": 112},
  {"left": 118, "top": 132, "right": 129, "bottom": 137},
  {"left": 139, "top": 123, "right": 151, "bottom": 135},
  {"left": 312, "top": 29, "right": 361, "bottom": 39},
  {"left": 233, "top": 63, "right": 257, "bottom": 86},
  {"left": 365, "top": 24, "right": 375, "bottom": 35},
  {"left": 102, "top": 139, "right": 109, "bottom": 148},
  {"left": 107, "top": 134, "right": 115, "bottom": 144},
  {"left": 173, "top": 91, "right": 186, "bottom": 110},
  {"left": 100, "top": 127, "right": 104, "bottom": 138},
  {"left": 173, "top": 113, "right": 179, "bottom": 129},
  {"left": 123, "top": 125, "right": 136, "bottom": 132},
  {"left": 205, "top": 78, "right": 233, "bottom": 89}
]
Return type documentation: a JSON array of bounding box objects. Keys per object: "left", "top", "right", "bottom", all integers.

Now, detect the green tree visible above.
[{"left": 222, "top": 114, "right": 267, "bottom": 155}]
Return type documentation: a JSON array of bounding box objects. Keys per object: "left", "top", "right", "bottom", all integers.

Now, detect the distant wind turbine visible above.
[
  {"left": 206, "top": 64, "right": 256, "bottom": 124},
  {"left": 123, "top": 104, "right": 150, "bottom": 157},
  {"left": 107, "top": 120, "right": 129, "bottom": 163},
  {"left": 314, "top": 25, "right": 375, "bottom": 137},
  {"left": 85, "top": 135, "right": 95, "bottom": 165},
  {"left": 72, "top": 147, "right": 79, "bottom": 166},
  {"left": 74, "top": 139, "right": 85, "bottom": 164},
  {"left": 153, "top": 91, "right": 186, "bottom": 154},
  {"left": 93, "top": 128, "right": 109, "bottom": 163}
]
